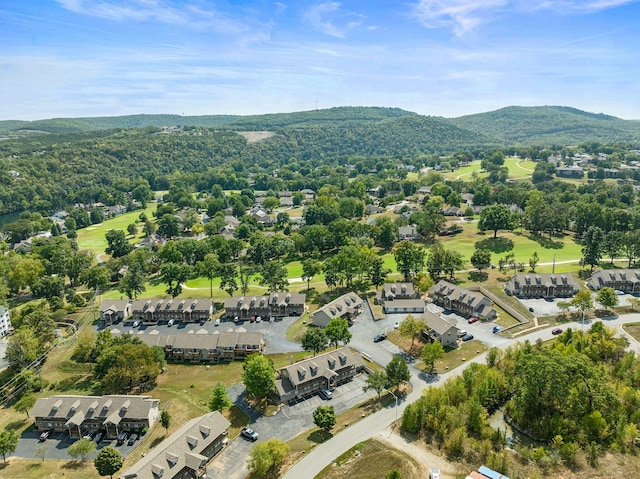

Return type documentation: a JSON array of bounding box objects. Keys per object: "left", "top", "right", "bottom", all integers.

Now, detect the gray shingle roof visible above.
[{"left": 120, "top": 411, "right": 230, "bottom": 479}]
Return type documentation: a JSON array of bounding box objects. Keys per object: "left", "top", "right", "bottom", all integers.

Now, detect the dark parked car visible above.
[
  {"left": 528, "top": 307, "right": 534, "bottom": 312},
  {"left": 492, "top": 326, "right": 500, "bottom": 334},
  {"left": 461, "top": 333, "right": 474, "bottom": 341},
  {"left": 373, "top": 333, "right": 387, "bottom": 342},
  {"left": 127, "top": 433, "right": 139, "bottom": 446},
  {"left": 39, "top": 430, "right": 51, "bottom": 442},
  {"left": 241, "top": 428, "right": 259, "bottom": 441},
  {"left": 552, "top": 328, "right": 563, "bottom": 335},
  {"left": 116, "top": 431, "right": 130, "bottom": 445}
]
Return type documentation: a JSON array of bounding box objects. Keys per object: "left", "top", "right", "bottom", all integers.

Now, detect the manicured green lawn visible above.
[
  {"left": 442, "top": 160, "right": 486, "bottom": 180},
  {"left": 440, "top": 221, "right": 582, "bottom": 268},
  {"left": 76, "top": 203, "right": 158, "bottom": 257}
]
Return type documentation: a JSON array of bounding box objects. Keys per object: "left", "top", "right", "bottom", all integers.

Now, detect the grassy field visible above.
[{"left": 75, "top": 203, "right": 158, "bottom": 258}]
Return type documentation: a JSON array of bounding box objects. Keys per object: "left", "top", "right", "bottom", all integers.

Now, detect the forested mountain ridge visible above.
[
  {"left": 0, "top": 107, "right": 415, "bottom": 137},
  {"left": 2, "top": 105, "right": 640, "bottom": 146},
  {"left": 450, "top": 105, "right": 640, "bottom": 145}
]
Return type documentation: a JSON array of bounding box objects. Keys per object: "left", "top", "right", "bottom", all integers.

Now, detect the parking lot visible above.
[
  {"left": 108, "top": 315, "right": 302, "bottom": 353},
  {"left": 13, "top": 429, "right": 141, "bottom": 461}
]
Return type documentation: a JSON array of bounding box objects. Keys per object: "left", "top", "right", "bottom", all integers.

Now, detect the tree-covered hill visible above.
[
  {"left": 0, "top": 114, "right": 241, "bottom": 136},
  {"left": 0, "top": 107, "right": 415, "bottom": 136},
  {"left": 450, "top": 105, "right": 640, "bottom": 145}
]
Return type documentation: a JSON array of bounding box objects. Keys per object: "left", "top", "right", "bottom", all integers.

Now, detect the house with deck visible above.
[{"left": 428, "top": 280, "right": 497, "bottom": 320}]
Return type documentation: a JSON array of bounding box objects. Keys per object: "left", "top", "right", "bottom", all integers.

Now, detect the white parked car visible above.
[
  {"left": 132, "top": 320, "right": 140, "bottom": 328},
  {"left": 394, "top": 321, "right": 399, "bottom": 329},
  {"left": 429, "top": 467, "right": 440, "bottom": 479},
  {"left": 214, "top": 318, "right": 220, "bottom": 326},
  {"left": 167, "top": 319, "right": 175, "bottom": 327}
]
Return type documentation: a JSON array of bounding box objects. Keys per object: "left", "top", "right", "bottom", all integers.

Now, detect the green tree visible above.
[
  {"left": 94, "top": 446, "right": 123, "bottom": 478},
  {"left": 582, "top": 226, "right": 604, "bottom": 271},
  {"left": 478, "top": 204, "right": 513, "bottom": 238},
  {"left": 80, "top": 265, "right": 111, "bottom": 292},
  {"left": 14, "top": 393, "right": 36, "bottom": 418},
  {"left": 363, "top": 370, "right": 387, "bottom": 399},
  {"left": 302, "top": 258, "right": 322, "bottom": 291},
  {"left": 118, "top": 263, "right": 146, "bottom": 300},
  {"left": 242, "top": 353, "right": 276, "bottom": 400},
  {"left": 421, "top": 341, "right": 445, "bottom": 373},
  {"left": 258, "top": 261, "right": 289, "bottom": 293},
  {"left": 104, "top": 229, "right": 133, "bottom": 258},
  {"left": 325, "top": 317, "right": 352, "bottom": 349},
  {"left": 127, "top": 223, "right": 137, "bottom": 236},
  {"left": 571, "top": 289, "right": 594, "bottom": 321},
  {"left": 313, "top": 405, "right": 336, "bottom": 433},
  {"left": 398, "top": 314, "right": 426, "bottom": 352},
  {"left": 529, "top": 251, "right": 539, "bottom": 272},
  {"left": 369, "top": 256, "right": 391, "bottom": 290},
  {"left": 160, "top": 262, "right": 192, "bottom": 298},
  {"left": 160, "top": 410, "right": 171, "bottom": 434},
  {"left": 596, "top": 287, "right": 618, "bottom": 311},
  {"left": 247, "top": 438, "right": 289, "bottom": 477},
  {"left": 394, "top": 241, "right": 426, "bottom": 281},
  {"left": 0, "top": 429, "right": 19, "bottom": 463},
  {"left": 470, "top": 248, "right": 492, "bottom": 272},
  {"left": 196, "top": 253, "right": 220, "bottom": 298},
  {"left": 5, "top": 326, "right": 39, "bottom": 372},
  {"left": 301, "top": 328, "right": 328, "bottom": 356},
  {"left": 209, "top": 382, "right": 233, "bottom": 412},
  {"left": 386, "top": 355, "right": 411, "bottom": 390},
  {"left": 68, "top": 438, "right": 97, "bottom": 461},
  {"left": 218, "top": 263, "right": 238, "bottom": 296},
  {"left": 157, "top": 214, "right": 180, "bottom": 237}
]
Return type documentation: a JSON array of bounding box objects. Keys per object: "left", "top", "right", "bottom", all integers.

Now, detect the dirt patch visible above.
[
  {"left": 317, "top": 437, "right": 430, "bottom": 479},
  {"left": 238, "top": 131, "right": 276, "bottom": 143}
]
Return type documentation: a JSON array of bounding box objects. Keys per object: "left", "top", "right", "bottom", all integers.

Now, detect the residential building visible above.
[
  {"left": 120, "top": 411, "right": 230, "bottom": 479},
  {"left": 556, "top": 166, "right": 584, "bottom": 178},
  {"left": 131, "top": 299, "right": 213, "bottom": 324},
  {"left": 378, "top": 283, "right": 425, "bottom": 313},
  {"left": 100, "top": 300, "right": 133, "bottom": 325},
  {"left": 588, "top": 269, "right": 640, "bottom": 293},
  {"left": 504, "top": 273, "right": 580, "bottom": 298},
  {"left": 422, "top": 310, "right": 458, "bottom": 349},
  {"left": 224, "top": 292, "right": 306, "bottom": 320},
  {"left": 311, "top": 293, "right": 363, "bottom": 327},
  {"left": 442, "top": 206, "right": 465, "bottom": 217},
  {"left": 32, "top": 395, "right": 159, "bottom": 439},
  {"left": 122, "top": 332, "right": 266, "bottom": 363},
  {"left": 275, "top": 348, "right": 364, "bottom": 403},
  {"left": 0, "top": 305, "right": 11, "bottom": 337},
  {"left": 428, "top": 280, "right": 497, "bottom": 320},
  {"left": 398, "top": 225, "right": 421, "bottom": 241}
]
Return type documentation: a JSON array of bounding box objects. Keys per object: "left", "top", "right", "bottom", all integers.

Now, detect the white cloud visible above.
[
  {"left": 411, "top": 0, "right": 508, "bottom": 35},
  {"left": 411, "top": 0, "right": 639, "bottom": 35},
  {"left": 303, "top": 2, "right": 363, "bottom": 38},
  {"left": 55, "top": 0, "right": 250, "bottom": 34}
]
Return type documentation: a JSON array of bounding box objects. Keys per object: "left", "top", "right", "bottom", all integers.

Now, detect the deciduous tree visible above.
[
  {"left": 386, "top": 356, "right": 410, "bottom": 390},
  {"left": 325, "top": 317, "right": 352, "bottom": 349},
  {"left": 313, "top": 405, "right": 336, "bottom": 432},
  {"left": 596, "top": 287, "right": 618, "bottom": 312},
  {"left": 394, "top": 241, "right": 426, "bottom": 281},
  {"left": 247, "top": 438, "right": 289, "bottom": 477},
  {"left": 421, "top": 341, "right": 445, "bottom": 373},
  {"left": 68, "top": 438, "right": 97, "bottom": 461},
  {"left": 94, "top": 446, "right": 123, "bottom": 478},
  {"left": 301, "top": 328, "right": 328, "bottom": 356},
  {"left": 242, "top": 353, "right": 276, "bottom": 400},
  {"left": 363, "top": 370, "right": 387, "bottom": 399},
  {"left": 0, "top": 430, "right": 19, "bottom": 462},
  {"left": 398, "top": 315, "right": 427, "bottom": 352}
]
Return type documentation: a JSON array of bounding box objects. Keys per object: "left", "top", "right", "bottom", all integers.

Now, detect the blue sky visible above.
[{"left": 2, "top": 0, "right": 640, "bottom": 120}]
